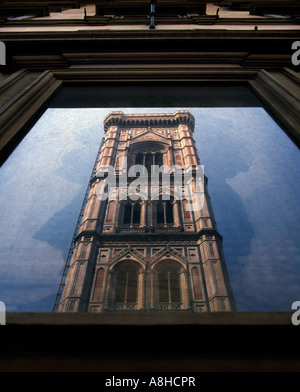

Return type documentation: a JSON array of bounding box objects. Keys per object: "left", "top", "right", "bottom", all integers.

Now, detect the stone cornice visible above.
[
  {"left": 75, "top": 227, "right": 223, "bottom": 245},
  {"left": 1, "top": 29, "right": 298, "bottom": 73}
]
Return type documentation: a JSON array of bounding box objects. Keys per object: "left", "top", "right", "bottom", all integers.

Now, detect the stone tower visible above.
[{"left": 57, "top": 111, "right": 236, "bottom": 313}]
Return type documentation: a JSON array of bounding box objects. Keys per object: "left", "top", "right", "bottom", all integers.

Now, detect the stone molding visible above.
[{"left": 1, "top": 66, "right": 299, "bottom": 165}]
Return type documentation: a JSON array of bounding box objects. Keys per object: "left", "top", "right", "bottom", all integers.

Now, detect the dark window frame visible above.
[{"left": 0, "top": 65, "right": 299, "bottom": 331}]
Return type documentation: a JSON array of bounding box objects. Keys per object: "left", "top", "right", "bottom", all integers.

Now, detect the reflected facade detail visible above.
[{"left": 57, "top": 111, "right": 236, "bottom": 312}]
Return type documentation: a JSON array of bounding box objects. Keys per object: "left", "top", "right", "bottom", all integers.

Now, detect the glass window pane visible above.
[{"left": 1, "top": 103, "right": 299, "bottom": 313}]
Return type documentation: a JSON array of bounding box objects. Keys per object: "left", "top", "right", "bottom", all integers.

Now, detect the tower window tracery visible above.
[
  {"left": 123, "top": 202, "right": 141, "bottom": 226},
  {"left": 113, "top": 260, "right": 141, "bottom": 307},
  {"left": 154, "top": 260, "right": 183, "bottom": 308},
  {"left": 134, "top": 151, "right": 164, "bottom": 172},
  {"left": 156, "top": 200, "right": 174, "bottom": 225}
]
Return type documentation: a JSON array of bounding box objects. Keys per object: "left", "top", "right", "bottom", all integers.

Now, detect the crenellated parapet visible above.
[
  {"left": 58, "top": 110, "right": 236, "bottom": 314},
  {"left": 104, "top": 111, "right": 195, "bottom": 133}
]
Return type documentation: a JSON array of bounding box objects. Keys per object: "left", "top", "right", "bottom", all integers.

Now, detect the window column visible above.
[
  {"left": 140, "top": 200, "right": 147, "bottom": 227},
  {"left": 130, "top": 202, "right": 134, "bottom": 227},
  {"left": 172, "top": 200, "right": 181, "bottom": 227},
  {"left": 150, "top": 200, "right": 155, "bottom": 229},
  {"left": 163, "top": 201, "right": 167, "bottom": 227}
]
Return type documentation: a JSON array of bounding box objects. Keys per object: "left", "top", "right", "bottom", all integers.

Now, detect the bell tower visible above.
[{"left": 57, "top": 111, "right": 236, "bottom": 313}]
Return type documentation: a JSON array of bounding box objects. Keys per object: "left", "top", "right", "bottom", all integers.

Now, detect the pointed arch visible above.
[
  {"left": 152, "top": 259, "right": 187, "bottom": 309},
  {"left": 151, "top": 253, "right": 187, "bottom": 270}
]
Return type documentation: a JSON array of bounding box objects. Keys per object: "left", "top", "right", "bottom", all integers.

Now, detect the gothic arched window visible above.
[
  {"left": 156, "top": 198, "right": 174, "bottom": 225},
  {"left": 154, "top": 260, "right": 182, "bottom": 305},
  {"left": 130, "top": 145, "right": 166, "bottom": 177},
  {"left": 123, "top": 202, "right": 141, "bottom": 226},
  {"left": 114, "top": 260, "right": 141, "bottom": 304}
]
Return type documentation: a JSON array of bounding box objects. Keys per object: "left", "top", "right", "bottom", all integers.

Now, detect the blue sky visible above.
[{"left": 0, "top": 107, "right": 299, "bottom": 312}]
